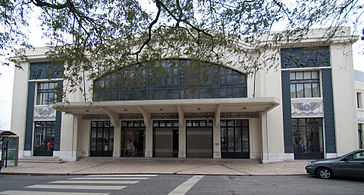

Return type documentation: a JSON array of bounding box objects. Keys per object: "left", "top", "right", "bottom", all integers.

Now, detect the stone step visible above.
[{"left": 19, "top": 157, "right": 64, "bottom": 163}]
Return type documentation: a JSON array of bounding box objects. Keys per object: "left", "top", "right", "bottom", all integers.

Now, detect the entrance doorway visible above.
[
  {"left": 90, "top": 121, "right": 114, "bottom": 157},
  {"left": 186, "top": 120, "right": 213, "bottom": 158},
  {"left": 221, "top": 120, "right": 249, "bottom": 158},
  {"left": 153, "top": 120, "right": 179, "bottom": 157},
  {"left": 33, "top": 121, "right": 55, "bottom": 156},
  {"left": 121, "top": 121, "right": 145, "bottom": 157},
  {"left": 292, "top": 118, "right": 324, "bottom": 159}
]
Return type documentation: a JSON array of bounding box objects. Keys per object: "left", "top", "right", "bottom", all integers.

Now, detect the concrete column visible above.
[
  {"left": 113, "top": 122, "right": 121, "bottom": 157},
  {"left": 58, "top": 113, "right": 77, "bottom": 161},
  {"left": 213, "top": 104, "right": 222, "bottom": 158},
  {"left": 261, "top": 112, "right": 269, "bottom": 163},
  {"left": 177, "top": 105, "right": 186, "bottom": 158},
  {"left": 178, "top": 122, "right": 186, "bottom": 158},
  {"left": 213, "top": 124, "right": 221, "bottom": 159},
  {"left": 145, "top": 123, "right": 153, "bottom": 157}
]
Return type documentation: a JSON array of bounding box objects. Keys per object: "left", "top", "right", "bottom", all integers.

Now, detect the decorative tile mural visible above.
[
  {"left": 33, "top": 106, "right": 56, "bottom": 121},
  {"left": 291, "top": 100, "right": 324, "bottom": 118},
  {"left": 357, "top": 111, "right": 364, "bottom": 123}
]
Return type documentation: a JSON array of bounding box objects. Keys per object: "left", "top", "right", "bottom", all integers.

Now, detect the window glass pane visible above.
[
  {"left": 304, "top": 83, "right": 312, "bottom": 97},
  {"left": 304, "top": 72, "right": 311, "bottom": 79},
  {"left": 186, "top": 120, "right": 192, "bottom": 127},
  {"left": 296, "top": 84, "right": 304, "bottom": 98},
  {"left": 221, "top": 127, "right": 227, "bottom": 152},
  {"left": 127, "top": 121, "right": 134, "bottom": 127},
  {"left": 173, "top": 120, "right": 179, "bottom": 127},
  {"left": 235, "top": 120, "right": 242, "bottom": 126},
  {"left": 166, "top": 121, "right": 173, "bottom": 127},
  {"left": 122, "top": 121, "right": 128, "bottom": 127},
  {"left": 206, "top": 120, "right": 213, "bottom": 127},
  {"left": 200, "top": 120, "right": 206, "bottom": 127},
  {"left": 193, "top": 120, "right": 199, "bottom": 127},
  {"left": 159, "top": 121, "right": 166, "bottom": 127},
  {"left": 296, "top": 72, "right": 303, "bottom": 79},
  {"left": 290, "top": 72, "right": 295, "bottom": 80},
  {"left": 290, "top": 84, "right": 296, "bottom": 98},
  {"left": 228, "top": 127, "right": 234, "bottom": 152},
  {"left": 133, "top": 121, "right": 140, "bottom": 127},
  {"left": 312, "top": 71, "right": 319, "bottom": 79},
  {"left": 312, "top": 83, "right": 320, "bottom": 97},
  {"left": 221, "top": 120, "right": 226, "bottom": 126},
  {"left": 235, "top": 127, "right": 242, "bottom": 152}
]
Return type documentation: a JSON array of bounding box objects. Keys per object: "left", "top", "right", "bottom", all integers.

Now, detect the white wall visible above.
[
  {"left": 331, "top": 43, "right": 359, "bottom": 154},
  {"left": 10, "top": 62, "right": 29, "bottom": 157}
]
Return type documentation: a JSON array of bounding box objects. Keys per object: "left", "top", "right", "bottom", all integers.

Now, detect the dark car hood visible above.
[{"left": 310, "top": 157, "right": 342, "bottom": 164}]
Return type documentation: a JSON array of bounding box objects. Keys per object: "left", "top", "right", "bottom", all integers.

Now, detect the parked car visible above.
[{"left": 305, "top": 149, "right": 364, "bottom": 179}]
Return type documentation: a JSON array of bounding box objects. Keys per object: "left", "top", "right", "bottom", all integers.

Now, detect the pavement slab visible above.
[{"left": 0, "top": 157, "right": 310, "bottom": 176}]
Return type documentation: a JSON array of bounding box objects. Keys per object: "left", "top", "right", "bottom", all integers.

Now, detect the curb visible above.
[{"left": 0, "top": 172, "right": 308, "bottom": 177}]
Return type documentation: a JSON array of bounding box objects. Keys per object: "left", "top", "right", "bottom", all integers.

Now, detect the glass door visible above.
[
  {"left": 34, "top": 121, "right": 55, "bottom": 156},
  {"left": 221, "top": 120, "right": 249, "bottom": 158},
  {"left": 90, "top": 121, "right": 114, "bottom": 157},
  {"left": 292, "top": 118, "right": 323, "bottom": 159}
]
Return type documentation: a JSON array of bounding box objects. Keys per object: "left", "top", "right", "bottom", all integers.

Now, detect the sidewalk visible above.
[{"left": 1, "top": 158, "right": 310, "bottom": 176}]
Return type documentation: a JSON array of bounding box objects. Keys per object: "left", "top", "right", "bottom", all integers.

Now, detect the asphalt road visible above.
[{"left": 0, "top": 174, "right": 363, "bottom": 195}]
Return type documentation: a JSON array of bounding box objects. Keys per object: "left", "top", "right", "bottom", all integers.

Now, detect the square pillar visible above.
[
  {"left": 113, "top": 122, "right": 121, "bottom": 157},
  {"left": 261, "top": 112, "right": 269, "bottom": 163},
  {"left": 178, "top": 121, "right": 186, "bottom": 158},
  {"left": 58, "top": 114, "right": 78, "bottom": 161},
  {"left": 213, "top": 124, "right": 221, "bottom": 158},
  {"left": 145, "top": 123, "right": 153, "bottom": 157}
]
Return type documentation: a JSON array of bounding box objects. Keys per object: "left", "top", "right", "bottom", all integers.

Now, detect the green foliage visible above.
[{"left": 1, "top": 0, "right": 363, "bottom": 100}]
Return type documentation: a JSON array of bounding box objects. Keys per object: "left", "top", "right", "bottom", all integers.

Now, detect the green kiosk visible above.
[{"left": 0, "top": 130, "right": 19, "bottom": 168}]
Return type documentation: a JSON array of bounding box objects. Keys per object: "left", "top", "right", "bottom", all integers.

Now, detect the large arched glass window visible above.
[{"left": 93, "top": 60, "right": 247, "bottom": 101}]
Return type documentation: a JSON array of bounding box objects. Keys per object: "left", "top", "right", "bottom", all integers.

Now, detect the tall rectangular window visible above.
[
  {"left": 357, "top": 92, "right": 362, "bottom": 108},
  {"left": 359, "top": 124, "right": 363, "bottom": 149},
  {"left": 290, "top": 71, "right": 320, "bottom": 98},
  {"left": 36, "top": 82, "right": 58, "bottom": 105}
]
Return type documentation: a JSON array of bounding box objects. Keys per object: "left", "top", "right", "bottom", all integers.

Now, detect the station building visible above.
[{"left": 11, "top": 28, "right": 360, "bottom": 163}]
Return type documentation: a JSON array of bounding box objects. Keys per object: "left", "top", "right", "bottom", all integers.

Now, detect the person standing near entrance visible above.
[{"left": 126, "top": 139, "right": 135, "bottom": 157}]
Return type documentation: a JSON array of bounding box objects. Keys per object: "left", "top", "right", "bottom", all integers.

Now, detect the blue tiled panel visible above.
[
  {"left": 93, "top": 60, "right": 247, "bottom": 101},
  {"left": 25, "top": 82, "right": 35, "bottom": 150},
  {"left": 54, "top": 80, "right": 63, "bottom": 151},
  {"left": 281, "top": 46, "right": 330, "bottom": 69},
  {"left": 281, "top": 70, "right": 293, "bottom": 153},
  {"left": 29, "top": 62, "right": 63, "bottom": 80},
  {"left": 322, "top": 69, "right": 336, "bottom": 153}
]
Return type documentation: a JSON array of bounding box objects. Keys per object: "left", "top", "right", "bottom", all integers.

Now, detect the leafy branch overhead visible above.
[{"left": 1, "top": 0, "right": 363, "bottom": 92}]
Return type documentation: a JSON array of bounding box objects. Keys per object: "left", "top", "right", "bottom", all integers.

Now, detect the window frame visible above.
[
  {"left": 290, "top": 71, "right": 321, "bottom": 98},
  {"left": 36, "top": 82, "right": 59, "bottom": 105}
]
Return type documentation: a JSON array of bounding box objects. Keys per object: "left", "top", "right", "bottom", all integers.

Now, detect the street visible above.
[{"left": 0, "top": 174, "right": 363, "bottom": 195}]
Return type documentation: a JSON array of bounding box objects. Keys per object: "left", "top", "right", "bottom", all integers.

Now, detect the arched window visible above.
[{"left": 93, "top": 60, "right": 247, "bottom": 101}]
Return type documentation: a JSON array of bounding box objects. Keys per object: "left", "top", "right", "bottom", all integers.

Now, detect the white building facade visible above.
[{"left": 11, "top": 28, "right": 360, "bottom": 163}]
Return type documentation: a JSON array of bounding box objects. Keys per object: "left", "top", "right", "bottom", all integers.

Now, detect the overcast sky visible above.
[{"left": 0, "top": 3, "right": 363, "bottom": 130}]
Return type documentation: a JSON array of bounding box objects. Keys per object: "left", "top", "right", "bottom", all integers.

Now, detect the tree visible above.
[{"left": 1, "top": 0, "right": 363, "bottom": 98}]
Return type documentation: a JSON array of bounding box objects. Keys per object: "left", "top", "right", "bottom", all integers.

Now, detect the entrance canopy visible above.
[
  {"left": 53, "top": 97, "right": 279, "bottom": 116},
  {"left": 53, "top": 97, "right": 279, "bottom": 114}
]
